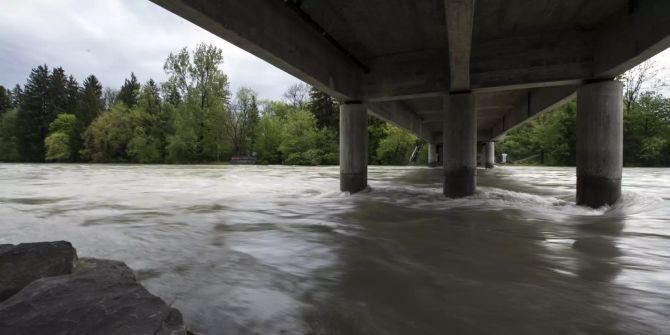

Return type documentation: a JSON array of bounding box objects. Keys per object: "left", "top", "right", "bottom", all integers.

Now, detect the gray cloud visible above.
[{"left": 0, "top": 0, "right": 302, "bottom": 100}]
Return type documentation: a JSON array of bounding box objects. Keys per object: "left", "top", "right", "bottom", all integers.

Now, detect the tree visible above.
[
  {"left": 16, "top": 65, "right": 52, "bottom": 161},
  {"left": 65, "top": 76, "right": 80, "bottom": 115},
  {"left": 10, "top": 84, "right": 23, "bottom": 108},
  {"left": 278, "top": 108, "right": 338, "bottom": 165},
  {"left": 103, "top": 87, "right": 118, "bottom": 111},
  {"left": 0, "top": 108, "right": 20, "bottom": 161},
  {"left": 44, "top": 113, "right": 77, "bottom": 162},
  {"left": 78, "top": 75, "right": 103, "bottom": 128},
  {"left": 0, "top": 85, "right": 11, "bottom": 116},
  {"left": 117, "top": 72, "right": 140, "bottom": 108},
  {"left": 47, "top": 67, "right": 69, "bottom": 120},
  {"left": 368, "top": 116, "right": 386, "bottom": 164},
  {"left": 138, "top": 79, "right": 161, "bottom": 115},
  {"left": 163, "top": 43, "right": 230, "bottom": 108},
  {"left": 308, "top": 87, "right": 339, "bottom": 131},
  {"left": 253, "top": 112, "right": 283, "bottom": 164},
  {"left": 227, "top": 87, "right": 259, "bottom": 155},
  {"left": 375, "top": 124, "right": 416, "bottom": 165},
  {"left": 623, "top": 91, "right": 670, "bottom": 166},
  {"left": 283, "top": 83, "right": 310, "bottom": 109},
  {"left": 619, "top": 60, "right": 666, "bottom": 113},
  {"left": 81, "top": 104, "right": 136, "bottom": 162},
  {"left": 163, "top": 44, "right": 233, "bottom": 162}
]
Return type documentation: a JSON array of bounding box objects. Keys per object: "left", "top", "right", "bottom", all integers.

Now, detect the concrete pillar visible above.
[
  {"left": 485, "top": 141, "right": 495, "bottom": 169},
  {"left": 427, "top": 143, "right": 437, "bottom": 167},
  {"left": 443, "top": 92, "right": 476, "bottom": 197},
  {"left": 340, "top": 102, "right": 368, "bottom": 193},
  {"left": 479, "top": 144, "right": 486, "bottom": 167},
  {"left": 577, "top": 80, "right": 623, "bottom": 208}
]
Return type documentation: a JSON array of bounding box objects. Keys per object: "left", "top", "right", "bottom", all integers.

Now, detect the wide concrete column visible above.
[
  {"left": 485, "top": 142, "right": 495, "bottom": 169},
  {"left": 577, "top": 80, "right": 623, "bottom": 208},
  {"left": 443, "top": 92, "right": 476, "bottom": 197},
  {"left": 427, "top": 143, "right": 437, "bottom": 167},
  {"left": 340, "top": 102, "right": 368, "bottom": 193}
]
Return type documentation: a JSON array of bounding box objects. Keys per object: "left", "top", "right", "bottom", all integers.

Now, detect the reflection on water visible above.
[{"left": 1, "top": 164, "right": 670, "bottom": 334}]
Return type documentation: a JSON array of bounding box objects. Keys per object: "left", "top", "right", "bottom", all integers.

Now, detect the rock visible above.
[
  {"left": 0, "top": 241, "right": 77, "bottom": 301},
  {"left": 0, "top": 257, "right": 188, "bottom": 335}
]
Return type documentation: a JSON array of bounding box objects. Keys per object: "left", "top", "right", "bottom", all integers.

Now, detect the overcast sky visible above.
[
  {"left": 0, "top": 0, "right": 302, "bottom": 100},
  {"left": 1, "top": 0, "right": 669, "bottom": 100}
]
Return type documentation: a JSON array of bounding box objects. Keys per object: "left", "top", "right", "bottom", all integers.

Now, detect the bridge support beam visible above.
[
  {"left": 340, "top": 102, "right": 368, "bottom": 193},
  {"left": 485, "top": 142, "right": 495, "bottom": 169},
  {"left": 427, "top": 143, "right": 438, "bottom": 167},
  {"left": 443, "top": 92, "right": 476, "bottom": 198},
  {"left": 577, "top": 80, "right": 623, "bottom": 208}
]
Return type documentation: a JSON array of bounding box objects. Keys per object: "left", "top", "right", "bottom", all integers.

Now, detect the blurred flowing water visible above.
[{"left": 1, "top": 164, "right": 669, "bottom": 334}]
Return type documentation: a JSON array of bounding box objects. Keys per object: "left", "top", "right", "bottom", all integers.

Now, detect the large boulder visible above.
[
  {"left": 0, "top": 241, "right": 77, "bottom": 301},
  {"left": 0, "top": 257, "right": 188, "bottom": 335}
]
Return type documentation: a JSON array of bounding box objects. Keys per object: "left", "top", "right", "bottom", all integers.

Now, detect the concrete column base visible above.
[
  {"left": 444, "top": 167, "right": 476, "bottom": 198},
  {"left": 340, "top": 173, "right": 367, "bottom": 193},
  {"left": 340, "top": 102, "right": 368, "bottom": 193},
  {"left": 577, "top": 175, "right": 621, "bottom": 208}
]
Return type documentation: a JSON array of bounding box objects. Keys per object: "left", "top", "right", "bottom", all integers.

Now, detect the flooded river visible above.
[{"left": 1, "top": 164, "right": 669, "bottom": 334}]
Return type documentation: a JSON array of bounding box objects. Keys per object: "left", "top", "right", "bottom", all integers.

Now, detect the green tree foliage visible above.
[
  {"left": 375, "top": 124, "right": 417, "bottom": 165},
  {"left": 163, "top": 43, "right": 232, "bottom": 162},
  {"left": 0, "top": 85, "right": 11, "bottom": 115},
  {"left": 498, "top": 101, "right": 577, "bottom": 166},
  {"left": 16, "top": 65, "right": 52, "bottom": 162},
  {"left": 78, "top": 75, "right": 103, "bottom": 128},
  {"left": 44, "top": 113, "right": 77, "bottom": 162},
  {"left": 47, "top": 67, "right": 69, "bottom": 119},
  {"left": 367, "top": 116, "right": 386, "bottom": 164},
  {"left": 253, "top": 108, "right": 283, "bottom": 164},
  {"left": 81, "top": 104, "right": 136, "bottom": 162},
  {"left": 278, "top": 108, "right": 338, "bottom": 165},
  {"left": 11, "top": 84, "right": 23, "bottom": 107},
  {"left": 308, "top": 87, "right": 338, "bottom": 131},
  {"left": 623, "top": 91, "right": 670, "bottom": 166},
  {"left": 228, "top": 87, "right": 259, "bottom": 155},
  {"left": 117, "top": 72, "right": 140, "bottom": 108},
  {"left": 0, "top": 45, "right": 424, "bottom": 166},
  {"left": 0, "top": 109, "right": 20, "bottom": 161},
  {"left": 499, "top": 91, "right": 670, "bottom": 166}
]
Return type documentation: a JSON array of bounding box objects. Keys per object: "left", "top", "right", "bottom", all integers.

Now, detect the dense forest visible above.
[
  {"left": 498, "top": 61, "right": 670, "bottom": 167},
  {"left": 0, "top": 43, "right": 420, "bottom": 165}
]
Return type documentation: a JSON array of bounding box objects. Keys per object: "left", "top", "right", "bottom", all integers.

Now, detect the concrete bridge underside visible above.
[{"left": 151, "top": 0, "right": 670, "bottom": 207}]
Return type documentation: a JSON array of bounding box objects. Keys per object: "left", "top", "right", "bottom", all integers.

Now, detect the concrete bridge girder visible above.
[{"left": 149, "top": 0, "right": 669, "bottom": 205}]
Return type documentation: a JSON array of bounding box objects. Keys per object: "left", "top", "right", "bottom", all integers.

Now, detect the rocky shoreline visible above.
[{"left": 0, "top": 241, "right": 191, "bottom": 334}]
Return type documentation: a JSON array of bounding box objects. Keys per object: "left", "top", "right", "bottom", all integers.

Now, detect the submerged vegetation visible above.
[{"left": 0, "top": 43, "right": 421, "bottom": 165}]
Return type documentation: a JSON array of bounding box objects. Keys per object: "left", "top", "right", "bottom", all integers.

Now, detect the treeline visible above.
[
  {"left": 0, "top": 43, "right": 420, "bottom": 165},
  {"left": 498, "top": 91, "right": 670, "bottom": 166}
]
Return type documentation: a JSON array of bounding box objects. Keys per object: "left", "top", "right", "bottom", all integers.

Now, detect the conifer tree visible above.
[
  {"left": 117, "top": 72, "right": 140, "bottom": 108},
  {"left": 0, "top": 86, "right": 10, "bottom": 116},
  {"left": 16, "top": 65, "right": 51, "bottom": 161}
]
